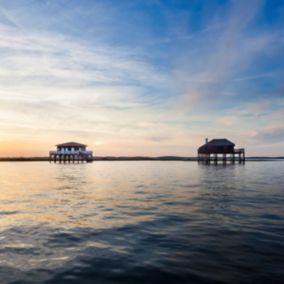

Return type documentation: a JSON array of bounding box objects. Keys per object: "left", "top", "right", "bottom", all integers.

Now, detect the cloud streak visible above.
[
  {"left": 0, "top": 0, "right": 283, "bottom": 156},
  {"left": 173, "top": 0, "right": 282, "bottom": 111}
]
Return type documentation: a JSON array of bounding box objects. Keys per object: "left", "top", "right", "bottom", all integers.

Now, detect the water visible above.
[{"left": 0, "top": 161, "right": 283, "bottom": 284}]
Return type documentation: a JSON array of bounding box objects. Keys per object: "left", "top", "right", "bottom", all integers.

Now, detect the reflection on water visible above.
[{"left": 0, "top": 161, "right": 283, "bottom": 283}]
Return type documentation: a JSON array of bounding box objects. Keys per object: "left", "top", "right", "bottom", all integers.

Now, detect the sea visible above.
[{"left": 0, "top": 161, "right": 283, "bottom": 284}]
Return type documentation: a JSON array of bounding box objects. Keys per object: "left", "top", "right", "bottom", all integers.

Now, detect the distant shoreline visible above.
[{"left": 0, "top": 156, "right": 283, "bottom": 162}]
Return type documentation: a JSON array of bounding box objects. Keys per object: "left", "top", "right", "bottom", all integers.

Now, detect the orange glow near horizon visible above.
[
  {"left": 0, "top": 140, "right": 195, "bottom": 157},
  {"left": 0, "top": 137, "right": 282, "bottom": 157},
  {"left": 0, "top": 132, "right": 201, "bottom": 157},
  {"left": 0, "top": 140, "right": 47, "bottom": 157}
]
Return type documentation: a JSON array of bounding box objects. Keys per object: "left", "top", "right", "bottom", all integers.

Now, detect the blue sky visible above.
[{"left": 0, "top": 0, "right": 283, "bottom": 156}]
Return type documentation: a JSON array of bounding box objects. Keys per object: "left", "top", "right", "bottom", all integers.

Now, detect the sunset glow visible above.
[{"left": 0, "top": 0, "right": 283, "bottom": 156}]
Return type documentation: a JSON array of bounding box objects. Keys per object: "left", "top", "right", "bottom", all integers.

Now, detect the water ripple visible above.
[{"left": 0, "top": 161, "right": 283, "bottom": 283}]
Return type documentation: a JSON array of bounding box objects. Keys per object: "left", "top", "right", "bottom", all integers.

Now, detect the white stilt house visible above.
[{"left": 49, "top": 142, "right": 93, "bottom": 163}]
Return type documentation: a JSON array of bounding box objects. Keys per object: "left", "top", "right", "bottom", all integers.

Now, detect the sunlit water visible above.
[{"left": 0, "top": 161, "right": 283, "bottom": 283}]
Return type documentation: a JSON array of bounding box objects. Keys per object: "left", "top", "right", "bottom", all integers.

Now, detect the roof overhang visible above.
[{"left": 56, "top": 142, "right": 87, "bottom": 147}]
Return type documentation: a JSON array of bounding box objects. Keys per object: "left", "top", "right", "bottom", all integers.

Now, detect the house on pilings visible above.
[
  {"left": 198, "top": 138, "right": 245, "bottom": 164},
  {"left": 49, "top": 142, "right": 93, "bottom": 163}
]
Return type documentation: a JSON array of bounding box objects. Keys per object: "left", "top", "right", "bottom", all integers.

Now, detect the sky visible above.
[{"left": 0, "top": 0, "right": 283, "bottom": 157}]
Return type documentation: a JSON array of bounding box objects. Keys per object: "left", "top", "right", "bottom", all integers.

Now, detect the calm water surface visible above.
[{"left": 0, "top": 161, "right": 283, "bottom": 283}]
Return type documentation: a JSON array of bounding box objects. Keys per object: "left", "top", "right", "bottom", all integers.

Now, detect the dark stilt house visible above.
[{"left": 198, "top": 138, "right": 245, "bottom": 164}]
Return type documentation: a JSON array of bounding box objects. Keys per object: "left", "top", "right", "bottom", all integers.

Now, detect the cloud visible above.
[
  {"left": 0, "top": 19, "right": 174, "bottom": 146},
  {"left": 148, "top": 135, "right": 171, "bottom": 142},
  {"left": 253, "top": 127, "right": 284, "bottom": 143},
  {"left": 0, "top": 6, "right": 21, "bottom": 27},
  {"left": 0, "top": 1, "right": 283, "bottom": 156},
  {"left": 172, "top": 0, "right": 283, "bottom": 111},
  {"left": 0, "top": 25, "right": 167, "bottom": 89}
]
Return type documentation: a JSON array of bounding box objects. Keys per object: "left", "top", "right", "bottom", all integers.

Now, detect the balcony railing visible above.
[{"left": 49, "top": 150, "right": 93, "bottom": 155}]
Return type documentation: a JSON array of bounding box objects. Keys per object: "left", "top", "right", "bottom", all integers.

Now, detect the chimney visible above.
[{"left": 205, "top": 138, "right": 208, "bottom": 144}]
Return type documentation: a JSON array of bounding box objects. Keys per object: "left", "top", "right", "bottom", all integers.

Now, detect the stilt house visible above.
[
  {"left": 198, "top": 138, "right": 245, "bottom": 163},
  {"left": 49, "top": 142, "right": 93, "bottom": 163}
]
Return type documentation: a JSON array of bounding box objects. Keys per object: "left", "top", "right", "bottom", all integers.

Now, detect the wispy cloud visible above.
[
  {"left": 0, "top": 26, "right": 166, "bottom": 87},
  {"left": 173, "top": 0, "right": 282, "bottom": 111},
  {"left": 252, "top": 127, "right": 284, "bottom": 143},
  {"left": 0, "top": 0, "right": 283, "bottom": 156}
]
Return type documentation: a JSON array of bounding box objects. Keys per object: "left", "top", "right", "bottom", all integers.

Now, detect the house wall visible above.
[{"left": 198, "top": 145, "right": 234, "bottom": 154}]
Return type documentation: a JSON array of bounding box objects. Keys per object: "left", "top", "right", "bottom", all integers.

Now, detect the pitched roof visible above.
[
  {"left": 56, "top": 142, "right": 87, "bottom": 147},
  {"left": 206, "top": 139, "right": 235, "bottom": 146},
  {"left": 198, "top": 138, "right": 235, "bottom": 151}
]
